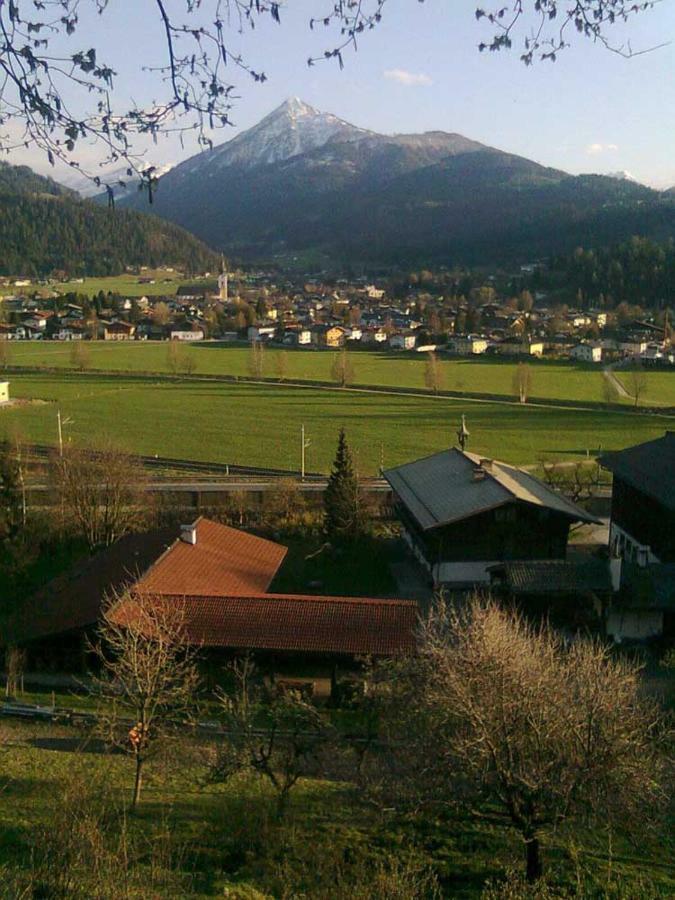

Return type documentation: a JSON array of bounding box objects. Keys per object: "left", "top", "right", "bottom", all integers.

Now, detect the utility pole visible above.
[
  {"left": 301, "top": 424, "right": 311, "bottom": 481},
  {"left": 57, "top": 410, "right": 73, "bottom": 457}
]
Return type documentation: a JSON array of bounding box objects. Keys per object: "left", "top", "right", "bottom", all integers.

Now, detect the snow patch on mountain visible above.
[{"left": 172, "top": 97, "right": 371, "bottom": 180}]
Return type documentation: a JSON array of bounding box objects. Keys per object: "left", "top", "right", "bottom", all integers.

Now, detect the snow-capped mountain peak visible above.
[{"left": 172, "top": 97, "right": 371, "bottom": 178}]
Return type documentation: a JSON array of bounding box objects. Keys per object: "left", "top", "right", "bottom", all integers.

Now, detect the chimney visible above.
[{"left": 180, "top": 522, "right": 198, "bottom": 545}]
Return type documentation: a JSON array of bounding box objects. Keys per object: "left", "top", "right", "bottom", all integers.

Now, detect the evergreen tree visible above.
[{"left": 323, "top": 428, "right": 365, "bottom": 544}]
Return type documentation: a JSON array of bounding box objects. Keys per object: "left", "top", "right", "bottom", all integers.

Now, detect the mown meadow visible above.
[{"left": 1, "top": 373, "right": 672, "bottom": 471}]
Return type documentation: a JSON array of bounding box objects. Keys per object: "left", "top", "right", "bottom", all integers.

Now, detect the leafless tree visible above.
[
  {"left": 0, "top": 3, "right": 658, "bottom": 192},
  {"left": 4, "top": 644, "right": 26, "bottom": 697},
  {"left": 69, "top": 340, "right": 91, "bottom": 372},
  {"left": 154, "top": 301, "right": 171, "bottom": 326},
  {"left": 424, "top": 351, "right": 444, "bottom": 395},
  {"left": 166, "top": 338, "right": 180, "bottom": 374},
  {"left": 512, "top": 361, "right": 532, "bottom": 403},
  {"left": 377, "top": 596, "right": 667, "bottom": 882},
  {"left": 248, "top": 340, "right": 265, "bottom": 379},
  {"left": 331, "top": 347, "right": 355, "bottom": 387},
  {"left": 601, "top": 373, "right": 619, "bottom": 406},
  {"left": 541, "top": 460, "right": 602, "bottom": 503},
  {"left": 627, "top": 362, "right": 648, "bottom": 408},
  {"left": 275, "top": 349, "right": 289, "bottom": 382},
  {"left": 0, "top": 340, "right": 11, "bottom": 370},
  {"left": 90, "top": 589, "right": 200, "bottom": 810},
  {"left": 0, "top": 431, "right": 30, "bottom": 541},
  {"left": 213, "top": 655, "right": 334, "bottom": 818},
  {"left": 51, "top": 443, "right": 147, "bottom": 550},
  {"left": 263, "top": 477, "right": 305, "bottom": 529}
]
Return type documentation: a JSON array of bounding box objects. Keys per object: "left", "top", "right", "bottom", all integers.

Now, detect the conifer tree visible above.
[{"left": 323, "top": 428, "right": 365, "bottom": 543}]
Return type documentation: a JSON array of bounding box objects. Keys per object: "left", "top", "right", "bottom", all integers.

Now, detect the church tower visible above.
[{"left": 217, "top": 255, "right": 228, "bottom": 303}]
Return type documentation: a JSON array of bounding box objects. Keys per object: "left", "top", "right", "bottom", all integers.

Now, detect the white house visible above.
[
  {"left": 170, "top": 329, "right": 204, "bottom": 341},
  {"left": 390, "top": 333, "right": 417, "bottom": 351},
  {"left": 247, "top": 325, "right": 276, "bottom": 342},
  {"left": 448, "top": 335, "right": 488, "bottom": 355},
  {"left": 571, "top": 342, "right": 602, "bottom": 363}
]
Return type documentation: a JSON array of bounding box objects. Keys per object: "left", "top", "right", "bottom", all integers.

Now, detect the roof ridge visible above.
[{"left": 152, "top": 592, "right": 418, "bottom": 606}]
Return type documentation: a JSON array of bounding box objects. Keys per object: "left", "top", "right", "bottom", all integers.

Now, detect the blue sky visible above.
[{"left": 14, "top": 0, "right": 675, "bottom": 188}]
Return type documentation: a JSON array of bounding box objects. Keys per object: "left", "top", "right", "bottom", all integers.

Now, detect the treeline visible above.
[
  {"left": 549, "top": 236, "right": 675, "bottom": 310},
  {"left": 0, "top": 190, "right": 219, "bottom": 277}
]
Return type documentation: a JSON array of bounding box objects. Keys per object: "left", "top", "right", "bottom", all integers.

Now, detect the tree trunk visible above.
[
  {"left": 132, "top": 755, "right": 143, "bottom": 810},
  {"left": 525, "top": 835, "right": 542, "bottom": 882}
]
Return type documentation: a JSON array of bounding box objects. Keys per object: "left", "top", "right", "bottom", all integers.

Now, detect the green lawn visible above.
[
  {"left": 6, "top": 341, "right": 675, "bottom": 406},
  {"left": 0, "top": 720, "right": 671, "bottom": 898},
  {"left": 1, "top": 374, "right": 672, "bottom": 471}
]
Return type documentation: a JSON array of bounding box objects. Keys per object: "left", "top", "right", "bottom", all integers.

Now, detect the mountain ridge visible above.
[
  {"left": 117, "top": 98, "right": 675, "bottom": 265},
  {"left": 0, "top": 161, "right": 218, "bottom": 276}
]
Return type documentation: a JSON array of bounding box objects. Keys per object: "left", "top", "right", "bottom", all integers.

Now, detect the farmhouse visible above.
[
  {"left": 599, "top": 432, "right": 675, "bottom": 641},
  {"left": 600, "top": 432, "right": 675, "bottom": 566},
  {"left": 6, "top": 518, "right": 417, "bottom": 669},
  {"left": 384, "top": 447, "right": 598, "bottom": 588}
]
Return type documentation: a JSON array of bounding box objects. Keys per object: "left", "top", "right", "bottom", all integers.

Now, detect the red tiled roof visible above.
[
  {"left": 123, "top": 592, "right": 419, "bottom": 656},
  {"left": 137, "top": 518, "right": 287, "bottom": 597},
  {"left": 5, "top": 529, "right": 176, "bottom": 644}
]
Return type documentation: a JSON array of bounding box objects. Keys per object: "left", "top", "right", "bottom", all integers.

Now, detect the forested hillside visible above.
[
  {"left": 0, "top": 162, "right": 218, "bottom": 276},
  {"left": 550, "top": 237, "right": 675, "bottom": 309}
]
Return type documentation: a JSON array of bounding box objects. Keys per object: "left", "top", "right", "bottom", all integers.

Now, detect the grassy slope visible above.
[
  {"left": 1, "top": 374, "right": 672, "bottom": 471},
  {"left": 5, "top": 342, "right": 675, "bottom": 406},
  {"left": 0, "top": 721, "right": 672, "bottom": 898}
]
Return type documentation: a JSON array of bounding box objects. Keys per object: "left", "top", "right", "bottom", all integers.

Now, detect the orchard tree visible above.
[
  {"left": 92, "top": 589, "right": 200, "bottom": 809},
  {"left": 0, "top": 2, "right": 658, "bottom": 193},
  {"left": 377, "top": 596, "right": 668, "bottom": 883}
]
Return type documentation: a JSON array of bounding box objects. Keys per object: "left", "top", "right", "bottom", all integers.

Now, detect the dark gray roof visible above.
[
  {"left": 383, "top": 448, "right": 600, "bottom": 531},
  {"left": 599, "top": 432, "right": 675, "bottom": 511},
  {"left": 492, "top": 560, "right": 613, "bottom": 595}
]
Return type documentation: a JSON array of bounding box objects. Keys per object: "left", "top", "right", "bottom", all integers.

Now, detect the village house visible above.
[
  {"left": 447, "top": 335, "right": 488, "bottom": 355},
  {"left": 496, "top": 337, "right": 545, "bottom": 357},
  {"left": 384, "top": 446, "right": 598, "bottom": 589},
  {"left": 103, "top": 321, "right": 136, "bottom": 341},
  {"left": 599, "top": 432, "right": 675, "bottom": 641},
  {"left": 600, "top": 432, "right": 675, "bottom": 566},
  {"left": 571, "top": 342, "right": 603, "bottom": 363},
  {"left": 5, "top": 518, "right": 417, "bottom": 677},
  {"left": 170, "top": 325, "right": 204, "bottom": 341},
  {"left": 390, "top": 332, "right": 417, "bottom": 351},
  {"left": 314, "top": 324, "right": 348, "bottom": 348}
]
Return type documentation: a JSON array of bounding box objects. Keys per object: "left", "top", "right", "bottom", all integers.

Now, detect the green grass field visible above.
[
  {"left": 0, "top": 719, "right": 671, "bottom": 898},
  {"left": 5, "top": 341, "right": 675, "bottom": 407},
  {"left": 0, "top": 269, "right": 211, "bottom": 298},
  {"left": 1, "top": 373, "right": 672, "bottom": 470}
]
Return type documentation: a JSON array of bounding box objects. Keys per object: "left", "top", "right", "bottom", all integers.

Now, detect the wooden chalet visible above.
[{"left": 384, "top": 448, "right": 599, "bottom": 588}]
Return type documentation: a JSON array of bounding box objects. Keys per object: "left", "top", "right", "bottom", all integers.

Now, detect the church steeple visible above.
[{"left": 217, "top": 255, "right": 228, "bottom": 302}]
